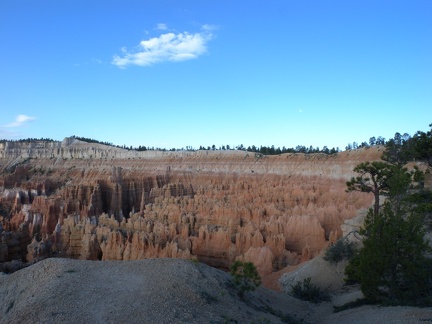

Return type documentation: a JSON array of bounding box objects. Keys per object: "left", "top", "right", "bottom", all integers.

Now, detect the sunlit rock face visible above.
[{"left": 0, "top": 138, "right": 380, "bottom": 276}]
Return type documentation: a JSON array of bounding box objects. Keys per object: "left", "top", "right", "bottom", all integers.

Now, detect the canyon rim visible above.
[{"left": 0, "top": 137, "right": 380, "bottom": 284}]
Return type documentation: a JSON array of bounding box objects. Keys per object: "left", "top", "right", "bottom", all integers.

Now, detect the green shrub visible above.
[
  {"left": 230, "top": 261, "right": 261, "bottom": 297},
  {"left": 290, "top": 277, "right": 330, "bottom": 303},
  {"left": 323, "top": 238, "right": 357, "bottom": 264},
  {"left": 346, "top": 204, "right": 432, "bottom": 306},
  {"left": 344, "top": 253, "right": 361, "bottom": 285}
]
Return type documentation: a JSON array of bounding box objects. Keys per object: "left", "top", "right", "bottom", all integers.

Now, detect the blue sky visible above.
[{"left": 1, "top": 0, "right": 431, "bottom": 150}]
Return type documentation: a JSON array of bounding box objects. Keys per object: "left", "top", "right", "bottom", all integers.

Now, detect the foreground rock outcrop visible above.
[
  {"left": 0, "top": 258, "right": 311, "bottom": 324},
  {"left": 0, "top": 138, "right": 380, "bottom": 280},
  {"left": 1, "top": 258, "right": 431, "bottom": 324}
]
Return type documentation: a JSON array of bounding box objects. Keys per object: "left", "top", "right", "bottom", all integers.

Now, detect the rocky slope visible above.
[
  {"left": 1, "top": 258, "right": 431, "bottom": 324},
  {"left": 0, "top": 138, "right": 381, "bottom": 282}
]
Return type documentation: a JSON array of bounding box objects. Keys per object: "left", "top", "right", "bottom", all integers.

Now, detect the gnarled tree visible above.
[{"left": 346, "top": 161, "right": 393, "bottom": 216}]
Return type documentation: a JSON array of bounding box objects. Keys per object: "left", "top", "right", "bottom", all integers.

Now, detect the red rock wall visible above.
[{"left": 0, "top": 140, "right": 381, "bottom": 276}]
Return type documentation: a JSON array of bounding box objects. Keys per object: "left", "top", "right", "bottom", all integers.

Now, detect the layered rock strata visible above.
[{"left": 0, "top": 138, "right": 380, "bottom": 276}]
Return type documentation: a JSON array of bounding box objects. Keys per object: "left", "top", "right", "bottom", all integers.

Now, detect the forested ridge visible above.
[{"left": 1, "top": 123, "right": 431, "bottom": 159}]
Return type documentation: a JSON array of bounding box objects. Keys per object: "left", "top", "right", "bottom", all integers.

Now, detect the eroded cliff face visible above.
[{"left": 0, "top": 138, "right": 380, "bottom": 276}]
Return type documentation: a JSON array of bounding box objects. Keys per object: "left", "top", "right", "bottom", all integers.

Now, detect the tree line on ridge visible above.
[{"left": 1, "top": 124, "right": 430, "bottom": 159}]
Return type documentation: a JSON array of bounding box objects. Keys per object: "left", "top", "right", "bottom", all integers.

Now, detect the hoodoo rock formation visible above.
[{"left": 0, "top": 138, "right": 380, "bottom": 280}]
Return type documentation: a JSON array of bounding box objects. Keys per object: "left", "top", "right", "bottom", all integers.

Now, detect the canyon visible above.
[{"left": 0, "top": 138, "right": 380, "bottom": 281}]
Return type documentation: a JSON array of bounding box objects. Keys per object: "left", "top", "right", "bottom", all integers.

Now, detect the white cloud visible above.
[
  {"left": 201, "top": 24, "right": 218, "bottom": 31},
  {"left": 112, "top": 25, "right": 215, "bottom": 68},
  {"left": 3, "top": 114, "right": 36, "bottom": 128},
  {"left": 156, "top": 23, "right": 168, "bottom": 31}
]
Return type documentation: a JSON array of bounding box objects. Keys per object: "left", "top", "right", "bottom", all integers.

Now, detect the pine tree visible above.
[{"left": 351, "top": 202, "right": 432, "bottom": 305}]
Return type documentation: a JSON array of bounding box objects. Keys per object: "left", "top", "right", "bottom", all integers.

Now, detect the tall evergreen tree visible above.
[
  {"left": 346, "top": 161, "right": 394, "bottom": 216},
  {"left": 352, "top": 201, "right": 432, "bottom": 305},
  {"left": 346, "top": 125, "right": 432, "bottom": 306}
]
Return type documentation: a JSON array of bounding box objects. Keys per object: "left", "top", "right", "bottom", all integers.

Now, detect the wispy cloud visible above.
[
  {"left": 201, "top": 24, "right": 218, "bottom": 32},
  {"left": 155, "top": 23, "right": 168, "bottom": 31},
  {"left": 0, "top": 115, "right": 36, "bottom": 139},
  {"left": 3, "top": 114, "right": 36, "bottom": 128},
  {"left": 112, "top": 25, "right": 217, "bottom": 68}
]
